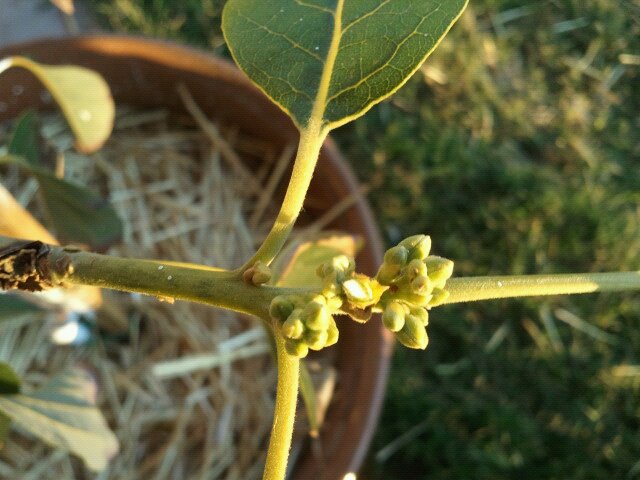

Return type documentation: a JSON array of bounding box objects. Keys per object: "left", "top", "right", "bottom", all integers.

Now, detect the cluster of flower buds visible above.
[
  {"left": 375, "top": 235, "right": 454, "bottom": 349},
  {"left": 270, "top": 293, "right": 340, "bottom": 358}
]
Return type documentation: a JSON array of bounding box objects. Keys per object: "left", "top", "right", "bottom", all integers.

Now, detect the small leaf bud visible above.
[
  {"left": 428, "top": 288, "right": 450, "bottom": 307},
  {"left": 285, "top": 339, "right": 309, "bottom": 358},
  {"left": 269, "top": 296, "right": 295, "bottom": 321},
  {"left": 384, "top": 246, "right": 409, "bottom": 266},
  {"left": 281, "top": 316, "right": 304, "bottom": 339},
  {"left": 382, "top": 302, "right": 406, "bottom": 332},
  {"left": 396, "top": 314, "right": 428, "bottom": 349},
  {"left": 303, "top": 301, "right": 330, "bottom": 331},
  {"left": 251, "top": 261, "right": 272, "bottom": 285},
  {"left": 305, "top": 329, "right": 329, "bottom": 351},
  {"left": 425, "top": 256, "right": 454, "bottom": 288}
]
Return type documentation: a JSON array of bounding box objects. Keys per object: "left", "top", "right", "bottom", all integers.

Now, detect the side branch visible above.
[
  {"left": 445, "top": 272, "right": 640, "bottom": 304},
  {"left": 0, "top": 236, "right": 307, "bottom": 318}
]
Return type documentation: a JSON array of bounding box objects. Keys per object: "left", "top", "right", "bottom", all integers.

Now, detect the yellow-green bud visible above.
[
  {"left": 285, "top": 339, "right": 309, "bottom": 358},
  {"left": 342, "top": 275, "right": 375, "bottom": 308},
  {"left": 405, "top": 259, "right": 428, "bottom": 281},
  {"left": 382, "top": 302, "right": 406, "bottom": 332},
  {"left": 305, "top": 329, "right": 329, "bottom": 351},
  {"left": 410, "top": 275, "right": 430, "bottom": 294},
  {"left": 282, "top": 316, "right": 304, "bottom": 339},
  {"left": 303, "top": 301, "right": 331, "bottom": 331},
  {"left": 395, "top": 290, "right": 431, "bottom": 308},
  {"left": 425, "top": 256, "right": 454, "bottom": 288},
  {"left": 376, "top": 263, "right": 401, "bottom": 285},
  {"left": 325, "top": 318, "right": 339, "bottom": 347},
  {"left": 384, "top": 246, "right": 409, "bottom": 266},
  {"left": 269, "top": 296, "right": 295, "bottom": 321},
  {"left": 396, "top": 314, "right": 428, "bottom": 349},
  {"left": 399, "top": 234, "right": 427, "bottom": 250},
  {"left": 411, "top": 307, "right": 429, "bottom": 326},
  {"left": 408, "top": 235, "right": 431, "bottom": 261},
  {"left": 326, "top": 295, "right": 343, "bottom": 311},
  {"left": 251, "top": 261, "right": 271, "bottom": 285},
  {"left": 428, "top": 288, "right": 450, "bottom": 307}
]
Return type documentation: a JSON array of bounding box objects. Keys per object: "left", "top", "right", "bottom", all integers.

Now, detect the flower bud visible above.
[
  {"left": 425, "top": 256, "right": 454, "bottom": 288},
  {"left": 281, "top": 316, "right": 304, "bottom": 339},
  {"left": 382, "top": 302, "right": 406, "bottom": 332},
  {"left": 376, "top": 263, "right": 401, "bottom": 285},
  {"left": 303, "top": 301, "right": 330, "bottom": 331},
  {"left": 285, "top": 339, "right": 309, "bottom": 358},
  {"left": 410, "top": 275, "right": 430, "bottom": 295},
  {"left": 384, "top": 246, "right": 409, "bottom": 266},
  {"left": 325, "top": 318, "right": 339, "bottom": 347},
  {"left": 342, "top": 275, "right": 375, "bottom": 308},
  {"left": 399, "top": 234, "right": 427, "bottom": 250},
  {"left": 407, "top": 235, "right": 431, "bottom": 261},
  {"left": 396, "top": 314, "right": 428, "bottom": 349},
  {"left": 405, "top": 259, "right": 428, "bottom": 281},
  {"left": 428, "top": 288, "right": 450, "bottom": 307},
  {"left": 411, "top": 306, "right": 429, "bottom": 326},
  {"left": 269, "top": 296, "right": 295, "bottom": 321},
  {"left": 305, "top": 329, "right": 329, "bottom": 351}
]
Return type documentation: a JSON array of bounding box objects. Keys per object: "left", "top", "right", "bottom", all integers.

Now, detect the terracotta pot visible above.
[{"left": 0, "top": 36, "right": 393, "bottom": 479}]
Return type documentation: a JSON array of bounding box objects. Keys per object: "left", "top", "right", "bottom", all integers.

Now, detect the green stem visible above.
[
  {"left": 0, "top": 240, "right": 311, "bottom": 318},
  {"left": 444, "top": 271, "right": 640, "bottom": 304},
  {"left": 242, "top": 126, "right": 326, "bottom": 270},
  {"left": 263, "top": 324, "right": 300, "bottom": 480}
]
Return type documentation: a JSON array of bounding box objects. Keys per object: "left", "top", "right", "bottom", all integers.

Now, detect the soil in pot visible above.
[{"left": 0, "top": 99, "right": 344, "bottom": 478}]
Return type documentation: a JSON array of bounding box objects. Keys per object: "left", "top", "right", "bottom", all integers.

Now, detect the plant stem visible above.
[
  {"left": 0, "top": 237, "right": 317, "bottom": 318},
  {"left": 263, "top": 324, "right": 300, "bottom": 480},
  {"left": 242, "top": 126, "right": 326, "bottom": 270},
  {"left": 444, "top": 271, "right": 640, "bottom": 304}
]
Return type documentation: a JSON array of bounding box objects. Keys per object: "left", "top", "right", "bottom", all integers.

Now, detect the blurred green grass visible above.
[{"left": 87, "top": 0, "right": 640, "bottom": 478}]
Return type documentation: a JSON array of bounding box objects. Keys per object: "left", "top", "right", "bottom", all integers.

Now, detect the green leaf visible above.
[
  {"left": 8, "top": 110, "right": 41, "bottom": 166},
  {"left": 0, "top": 56, "right": 114, "bottom": 153},
  {"left": 0, "top": 155, "right": 122, "bottom": 249},
  {"left": 272, "top": 233, "right": 361, "bottom": 288},
  {"left": 0, "top": 362, "right": 20, "bottom": 395},
  {"left": 0, "top": 368, "right": 119, "bottom": 472},
  {"left": 223, "top": 0, "right": 468, "bottom": 131}
]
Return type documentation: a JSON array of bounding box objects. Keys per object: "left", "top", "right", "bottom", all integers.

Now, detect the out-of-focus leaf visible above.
[
  {"left": 50, "top": 0, "right": 74, "bottom": 15},
  {"left": 0, "top": 368, "right": 119, "bottom": 471},
  {"left": 0, "top": 295, "right": 43, "bottom": 323},
  {"left": 0, "top": 411, "right": 11, "bottom": 443},
  {"left": 0, "top": 363, "right": 20, "bottom": 395},
  {"left": 272, "top": 232, "right": 361, "bottom": 288},
  {"left": 8, "top": 110, "right": 40, "bottom": 166},
  {"left": 34, "top": 170, "right": 122, "bottom": 249},
  {"left": 0, "top": 56, "right": 114, "bottom": 153},
  {"left": 0, "top": 155, "right": 122, "bottom": 249},
  {"left": 299, "top": 360, "right": 319, "bottom": 437}
]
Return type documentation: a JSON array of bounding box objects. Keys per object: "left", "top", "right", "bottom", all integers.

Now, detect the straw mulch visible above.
[{"left": 0, "top": 95, "right": 309, "bottom": 478}]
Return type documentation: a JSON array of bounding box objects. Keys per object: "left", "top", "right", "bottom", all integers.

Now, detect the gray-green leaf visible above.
[
  {"left": 0, "top": 368, "right": 119, "bottom": 471},
  {"left": 223, "top": 0, "right": 468, "bottom": 131}
]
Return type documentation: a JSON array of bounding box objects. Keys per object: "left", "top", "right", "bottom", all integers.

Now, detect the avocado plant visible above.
[{"left": 1, "top": 1, "right": 640, "bottom": 479}]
